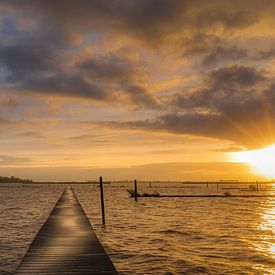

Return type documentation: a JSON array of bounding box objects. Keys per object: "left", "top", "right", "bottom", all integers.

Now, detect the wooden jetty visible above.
[{"left": 16, "top": 187, "right": 118, "bottom": 274}]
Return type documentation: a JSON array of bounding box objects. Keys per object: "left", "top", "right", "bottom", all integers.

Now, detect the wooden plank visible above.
[{"left": 16, "top": 187, "right": 118, "bottom": 274}]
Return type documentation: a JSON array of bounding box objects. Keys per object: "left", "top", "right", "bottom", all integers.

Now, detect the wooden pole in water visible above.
[
  {"left": 256, "top": 180, "right": 259, "bottom": 191},
  {"left": 134, "top": 179, "right": 138, "bottom": 202},
  {"left": 216, "top": 181, "right": 219, "bottom": 189},
  {"left": 206, "top": 181, "right": 208, "bottom": 188},
  {"left": 99, "top": 176, "right": 105, "bottom": 225}
]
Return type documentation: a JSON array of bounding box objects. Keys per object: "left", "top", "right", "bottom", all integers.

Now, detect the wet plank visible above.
[{"left": 16, "top": 187, "right": 118, "bottom": 274}]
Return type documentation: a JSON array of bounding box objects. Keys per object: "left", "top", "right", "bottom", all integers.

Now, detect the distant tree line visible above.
[{"left": 0, "top": 176, "right": 33, "bottom": 183}]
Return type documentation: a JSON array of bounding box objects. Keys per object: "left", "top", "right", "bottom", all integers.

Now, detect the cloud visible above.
[
  {"left": 180, "top": 33, "right": 222, "bottom": 57},
  {"left": 98, "top": 104, "right": 275, "bottom": 149},
  {"left": 0, "top": 155, "right": 31, "bottom": 165},
  {"left": 0, "top": 1, "right": 273, "bottom": 105},
  {"left": 97, "top": 65, "right": 275, "bottom": 148},
  {"left": 123, "top": 84, "right": 159, "bottom": 108},
  {"left": 0, "top": 26, "right": 155, "bottom": 106},
  {"left": 78, "top": 54, "right": 144, "bottom": 82},
  {"left": 0, "top": 0, "right": 264, "bottom": 46},
  {"left": 209, "top": 65, "right": 265, "bottom": 87},
  {"left": 0, "top": 12, "right": 162, "bottom": 108},
  {"left": 20, "top": 73, "right": 111, "bottom": 100},
  {"left": 254, "top": 48, "right": 275, "bottom": 60},
  {"left": 202, "top": 45, "right": 248, "bottom": 66},
  {"left": 0, "top": 92, "right": 18, "bottom": 108},
  {"left": 0, "top": 44, "right": 58, "bottom": 82},
  {"left": 175, "top": 65, "right": 266, "bottom": 109},
  {"left": 196, "top": 10, "right": 257, "bottom": 30},
  {"left": 0, "top": 0, "right": 275, "bottom": 157}
]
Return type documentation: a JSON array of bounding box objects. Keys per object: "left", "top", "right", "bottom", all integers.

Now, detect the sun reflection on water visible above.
[
  {"left": 254, "top": 198, "right": 275, "bottom": 274},
  {"left": 259, "top": 199, "right": 275, "bottom": 257}
]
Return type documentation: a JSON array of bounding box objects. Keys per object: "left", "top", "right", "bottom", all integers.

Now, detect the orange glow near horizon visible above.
[{"left": 231, "top": 145, "right": 275, "bottom": 179}]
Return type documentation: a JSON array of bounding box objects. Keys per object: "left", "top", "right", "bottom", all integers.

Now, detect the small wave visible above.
[
  {"left": 157, "top": 229, "right": 192, "bottom": 236},
  {"left": 172, "top": 259, "right": 209, "bottom": 274},
  {"left": 185, "top": 266, "right": 209, "bottom": 273},
  {"left": 248, "top": 254, "right": 275, "bottom": 265}
]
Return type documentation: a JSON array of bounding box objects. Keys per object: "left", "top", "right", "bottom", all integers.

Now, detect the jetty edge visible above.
[{"left": 16, "top": 187, "right": 118, "bottom": 274}]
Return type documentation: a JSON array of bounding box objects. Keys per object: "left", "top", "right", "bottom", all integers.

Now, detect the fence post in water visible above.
[
  {"left": 99, "top": 176, "right": 105, "bottom": 225},
  {"left": 134, "top": 179, "right": 138, "bottom": 202}
]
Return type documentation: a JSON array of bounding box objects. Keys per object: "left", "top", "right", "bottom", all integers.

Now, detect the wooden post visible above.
[
  {"left": 99, "top": 177, "right": 105, "bottom": 225},
  {"left": 216, "top": 181, "right": 219, "bottom": 189},
  {"left": 256, "top": 180, "right": 259, "bottom": 191},
  {"left": 149, "top": 181, "right": 152, "bottom": 188},
  {"left": 134, "top": 179, "right": 138, "bottom": 202},
  {"left": 206, "top": 181, "right": 208, "bottom": 188}
]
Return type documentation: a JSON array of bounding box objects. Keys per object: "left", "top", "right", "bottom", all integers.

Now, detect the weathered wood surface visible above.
[{"left": 16, "top": 187, "right": 118, "bottom": 274}]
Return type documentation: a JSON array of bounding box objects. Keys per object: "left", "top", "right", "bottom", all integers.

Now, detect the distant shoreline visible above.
[{"left": 1, "top": 181, "right": 274, "bottom": 184}]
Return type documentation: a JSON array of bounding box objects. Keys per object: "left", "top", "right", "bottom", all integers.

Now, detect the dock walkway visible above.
[{"left": 16, "top": 187, "right": 118, "bottom": 274}]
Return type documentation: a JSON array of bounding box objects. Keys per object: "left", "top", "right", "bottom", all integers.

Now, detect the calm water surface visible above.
[{"left": 0, "top": 183, "right": 274, "bottom": 274}]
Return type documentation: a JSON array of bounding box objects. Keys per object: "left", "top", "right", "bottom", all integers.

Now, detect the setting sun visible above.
[{"left": 231, "top": 145, "right": 275, "bottom": 179}]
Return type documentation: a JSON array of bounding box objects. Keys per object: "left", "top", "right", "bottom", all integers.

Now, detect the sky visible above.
[{"left": 0, "top": 0, "right": 275, "bottom": 181}]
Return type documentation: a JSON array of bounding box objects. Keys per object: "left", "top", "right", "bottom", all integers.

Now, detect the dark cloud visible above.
[
  {"left": 124, "top": 0, "right": 188, "bottom": 43},
  {"left": 0, "top": 23, "right": 64, "bottom": 82},
  {"left": 202, "top": 46, "right": 248, "bottom": 66},
  {"left": 0, "top": 0, "right": 262, "bottom": 45},
  {"left": 123, "top": 84, "right": 159, "bottom": 109},
  {"left": 171, "top": 66, "right": 273, "bottom": 147},
  {"left": 179, "top": 33, "right": 250, "bottom": 65},
  {"left": 175, "top": 65, "right": 266, "bottom": 109},
  {"left": 0, "top": 40, "right": 157, "bottom": 105},
  {"left": 0, "top": 1, "right": 270, "bottom": 103},
  {"left": 209, "top": 65, "right": 265, "bottom": 87},
  {"left": 19, "top": 73, "right": 110, "bottom": 100},
  {"left": 78, "top": 54, "right": 145, "bottom": 82},
  {"left": 98, "top": 65, "right": 275, "bottom": 148},
  {"left": 196, "top": 10, "right": 257, "bottom": 30},
  {"left": 0, "top": 44, "right": 57, "bottom": 82},
  {"left": 181, "top": 33, "right": 222, "bottom": 57},
  {"left": 3, "top": 0, "right": 185, "bottom": 44},
  {"left": 0, "top": 8, "right": 162, "bottom": 107},
  {"left": 254, "top": 49, "right": 275, "bottom": 60},
  {"left": 100, "top": 101, "right": 275, "bottom": 148},
  {"left": 0, "top": 26, "right": 153, "bottom": 105}
]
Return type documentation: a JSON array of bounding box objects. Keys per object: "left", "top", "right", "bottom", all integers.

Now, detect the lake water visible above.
[{"left": 0, "top": 183, "right": 274, "bottom": 274}]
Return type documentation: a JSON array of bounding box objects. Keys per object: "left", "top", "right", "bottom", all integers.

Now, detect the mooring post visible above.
[
  {"left": 99, "top": 176, "right": 105, "bottom": 225},
  {"left": 206, "top": 181, "right": 208, "bottom": 188},
  {"left": 216, "top": 181, "right": 219, "bottom": 189},
  {"left": 134, "top": 179, "right": 138, "bottom": 202},
  {"left": 256, "top": 180, "right": 259, "bottom": 191}
]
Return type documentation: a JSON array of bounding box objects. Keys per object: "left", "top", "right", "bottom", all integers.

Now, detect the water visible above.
[{"left": 0, "top": 183, "right": 274, "bottom": 274}]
